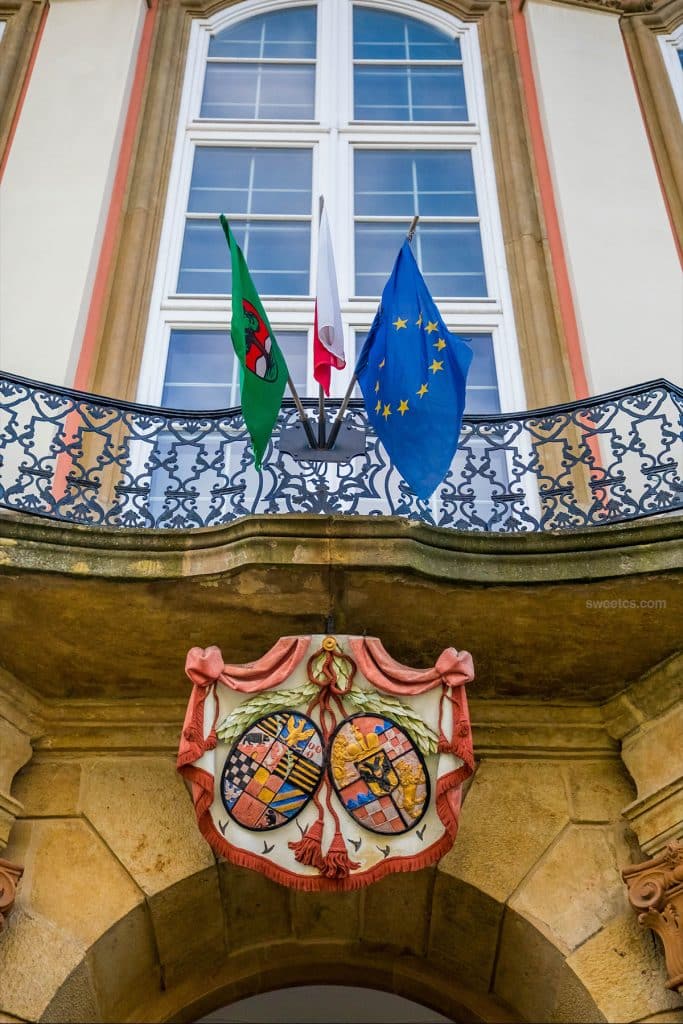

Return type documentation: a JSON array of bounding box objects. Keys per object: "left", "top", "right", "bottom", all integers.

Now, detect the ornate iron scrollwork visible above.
[{"left": 0, "top": 374, "right": 679, "bottom": 532}]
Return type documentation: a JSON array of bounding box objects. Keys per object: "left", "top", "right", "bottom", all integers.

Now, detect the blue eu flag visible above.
[{"left": 355, "top": 240, "right": 473, "bottom": 500}]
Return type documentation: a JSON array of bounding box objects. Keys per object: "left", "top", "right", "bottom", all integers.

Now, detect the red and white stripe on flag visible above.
[{"left": 314, "top": 202, "right": 345, "bottom": 396}]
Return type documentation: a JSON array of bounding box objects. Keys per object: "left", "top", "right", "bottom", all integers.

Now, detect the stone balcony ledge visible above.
[{"left": 0, "top": 510, "right": 679, "bottom": 704}]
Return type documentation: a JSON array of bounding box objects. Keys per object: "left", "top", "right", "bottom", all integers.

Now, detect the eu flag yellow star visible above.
[
  {"left": 354, "top": 239, "right": 473, "bottom": 501},
  {"left": 374, "top": 380, "right": 380, "bottom": 392}
]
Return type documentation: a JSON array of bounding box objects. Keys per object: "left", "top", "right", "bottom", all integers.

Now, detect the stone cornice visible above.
[
  {"left": 178, "top": 0, "right": 504, "bottom": 22},
  {"left": 623, "top": 0, "right": 683, "bottom": 29},
  {"left": 16, "top": 697, "right": 616, "bottom": 758},
  {"left": 623, "top": 841, "right": 683, "bottom": 992},
  {"left": 0, "top": 510, "right": 680, "bottom": 584},
  {"left": 530, "top": 0, "right": 682, "bottom": 21},
  {"left": 622, "top": 777, "right": 683, "bottom": 856},
  {"left": 602, "top": 651, "right": 682, "bottom": 741},
  {"left": 520, "top": 0, "right": 654, "bottom": 15}
]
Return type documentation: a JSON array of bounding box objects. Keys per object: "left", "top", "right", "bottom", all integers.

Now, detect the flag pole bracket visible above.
[{"left": 278, "top": 421, "right": 366, "bottom": 464}]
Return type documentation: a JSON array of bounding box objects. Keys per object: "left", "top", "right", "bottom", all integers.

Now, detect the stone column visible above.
[{"left": 607, "top": 654, "right": 683, "bottom": 996}]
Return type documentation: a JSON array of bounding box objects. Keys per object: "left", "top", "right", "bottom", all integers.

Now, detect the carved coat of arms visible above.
[{"left": 177, "top": 635, "right": 474, "bottom": 891}]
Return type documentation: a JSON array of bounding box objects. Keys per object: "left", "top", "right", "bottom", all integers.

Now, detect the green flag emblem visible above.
[{"left": 220, "top": 215, "right": 289, "bottom": 469}]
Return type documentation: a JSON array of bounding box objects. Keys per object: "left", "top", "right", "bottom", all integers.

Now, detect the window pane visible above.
[
  {"left": 278, "top": 332, "right": 308, "bottom": 395},
  {"left": 201, "top": 64, "right": 315, "bottom": 120},
  {"left": 354, "top": 224, "right": 486, "bottom": 297},
  {"left": 179, "top": 148, "right": 312, "bottom": 296},
  {"left": 208, "top": 8, "right": 316, "bottom": 59},
  {"left": 354, "top": 65, "right": 466, "bottom": 121},
  {"left": 353, "top": 8, "right": 465, "bottom": 122},
  {"left": 353, "top": 8, "right": 461, "bottom": 60},
  {"left": 162, "top": 329, "right": 309, "bottom": 410},
  {"left": 188, "top": 148, "right": 312, "bottom": 216},
  {"left": 354, "top": 151, "right": 478, "bottom": 217},
  {"left": 178, "top": 219, "right": 311, "bottom": 295},
  {"left": 457, "top": 333, "right": 500, "bottom": 413},
  {"left": 163, "top": 330, "right": 237, "bottom": 409}
]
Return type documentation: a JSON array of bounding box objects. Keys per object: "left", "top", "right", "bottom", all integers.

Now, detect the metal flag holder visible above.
[{"left": 278, "top": 214, "right": 420, "bottom": 465}]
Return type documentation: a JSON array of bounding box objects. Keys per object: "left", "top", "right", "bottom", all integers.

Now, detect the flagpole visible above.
[
  {"left": 287, "top": 375, "right": 318, "bottom": 448},
  {"left": 316, "top": 194, "right": 327, "bottom": 447},
  {"left": 326, "top": 215, "right": 420, "bottom": 450},
  {"left": 325, "top": 374, "right": 356, "bottom": 449}
]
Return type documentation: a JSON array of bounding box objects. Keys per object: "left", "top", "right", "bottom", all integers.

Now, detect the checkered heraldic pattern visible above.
[{"left": 221, "top": 711, "right": 430, "bottom": 835}]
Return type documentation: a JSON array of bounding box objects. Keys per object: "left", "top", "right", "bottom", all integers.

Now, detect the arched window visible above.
[{"left": 139, "top": 0, "right": 524, "bottom": 418}]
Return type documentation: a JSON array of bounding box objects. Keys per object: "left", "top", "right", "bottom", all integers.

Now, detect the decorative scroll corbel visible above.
[
  {"left": 622, "top": 841, "right": 683, "bottom": 992},
  {"left": 0, "top": 858, "right": 23, "bottom": 930}
]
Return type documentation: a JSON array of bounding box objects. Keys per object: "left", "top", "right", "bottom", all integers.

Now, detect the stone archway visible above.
[
  {"left": 2, "top": 690, "right": 680, "bottom": 1024},
  {"left": 30, "top": 867, "right": 595, "bottom": 1024},
  {"left": 0, "top": 752, "right": 621, "bottom": 1024}
]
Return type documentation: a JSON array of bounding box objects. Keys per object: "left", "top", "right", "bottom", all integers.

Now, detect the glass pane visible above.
[
  {"left": 177, "top": 220, "right": 231, "bottom": 294},
  {"left": 163, "top": 330, "right": 237, "bottom": 409},
  {"left": 457, "top": 333, "right": 500, "bottom": 413},
  {"left": 188, "top": 148, "right": 312, "bottom": 216},
  {"left": 354, "top": 224, "right": 487, "bottom": 297},
  {"left": 201, "top": 63, "right": 315, "bottom": 120},
  {"left": 355, "top": 151, "right": 478, "bottom": 218},
  {"left": 418, "top": 223, "right": 487, "bottom": 297},
  {"left": 177, "top": 219, "right": 311, "bottom": 296},
  {"left": 278, "top": 332, "right": 308, "bottom": 395},
  {"left": 353, "top": 8, "right": 461, "bottom": 61},
  {"left": 209, "top": 8, "right": 316, "bottom": 59},
  {"left": 162, "top": 329, "right": 309, "bottom": 410},
  {"left": 354, "top": 65, "right": 466, "bottom": 121},
  {"left": 678, "top": 48, "right": 683, "bottom": 69}
]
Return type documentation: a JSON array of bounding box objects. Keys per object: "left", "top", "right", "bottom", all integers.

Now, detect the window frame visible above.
[
  {"left": 658, "top": 23, "right": 683, "bottom": 121},
  {"left": 138, "top": 0, "right": 526, "bottom": 416}
]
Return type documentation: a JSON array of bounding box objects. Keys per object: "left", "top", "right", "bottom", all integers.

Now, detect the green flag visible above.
[{"left": 220, "top": 215, "right": 289, "bottom": 469}]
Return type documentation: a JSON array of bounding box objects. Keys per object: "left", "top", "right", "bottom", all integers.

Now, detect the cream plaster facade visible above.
[
  {"left": 0, "top": 0, "right": 145, "bottom": 386},
  {"left": 525, "top": 0, "right": 683, "bottom": 394}
]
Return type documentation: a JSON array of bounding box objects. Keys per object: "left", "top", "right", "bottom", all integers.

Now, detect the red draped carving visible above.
[
  {"left": 349, "top": 637, "right": 474, "bottom": 693},
  {"left": 178, "top": 636, "right": 311, "bottom": 767}
]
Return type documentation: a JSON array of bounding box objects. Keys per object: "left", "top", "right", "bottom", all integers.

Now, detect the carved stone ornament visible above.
[
  {"left": 177, "top": 635, "right": 474, "bottom": 891},
  {"left": 519, "top": 0, "right": 655, "bottom": 13},
  {"left": 622, "top": 840, "right": 683, "bottom": 992},
  {"left": 0, "top": 858, "right": 24, "bottom": 929}
]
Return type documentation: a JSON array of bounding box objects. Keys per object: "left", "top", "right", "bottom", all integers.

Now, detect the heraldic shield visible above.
[{"left": 177, "top": 635, "right": 474, "bottom": 891}]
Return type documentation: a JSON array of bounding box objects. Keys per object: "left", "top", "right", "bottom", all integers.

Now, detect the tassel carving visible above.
[
  {"left": 322, "top": 830, "right": 360, "bottom": 879},
  {"left": 288, "top": 819, "right": 325, "bottom": 869}
]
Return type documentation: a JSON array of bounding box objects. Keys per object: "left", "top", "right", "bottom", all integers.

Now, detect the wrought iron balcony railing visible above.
[{"left": 0, "top": 373, "right": 679, "bottom": 532}]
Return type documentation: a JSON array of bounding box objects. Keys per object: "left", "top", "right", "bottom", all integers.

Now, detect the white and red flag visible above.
[{"left": 313, "top": 200, "right": 345, "bottom": 395}]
